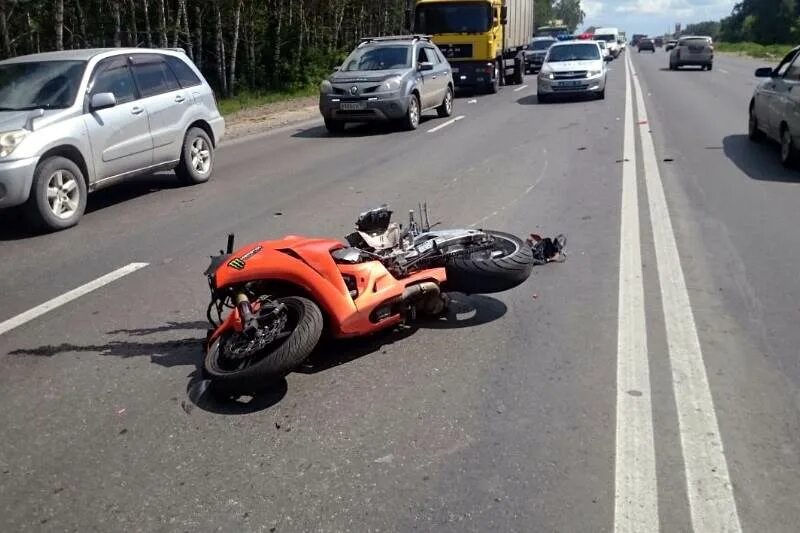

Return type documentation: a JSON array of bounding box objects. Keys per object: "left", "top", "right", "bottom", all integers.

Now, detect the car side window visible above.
[
  {"left": 776, "top": 50, "right": 798, "bottom": 77},
  {"left": 434, "top": 47, "right": 447, "bottom": 64},
  {"left": 165, "top": 55, "right": 202, "bottom": 88},
  {"left": 130, "top": 55, "right": 181, "bottom": 98},
  {"left": 89, "top": 56, "right": 137, "bottom": 104},
  {"left": 785, "top": 57, "right": 800, "bottom": 81},
  {"left": 424, "top": 47, "right": 441, "bottom": 64}
]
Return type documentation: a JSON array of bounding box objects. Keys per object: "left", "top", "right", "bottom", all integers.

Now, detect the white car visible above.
[
  {"left": 597, "top": 41, "right": 610, "bottom": 59},
  {"left": 537, "top": 40, "right": 609, "bottom": 102}
]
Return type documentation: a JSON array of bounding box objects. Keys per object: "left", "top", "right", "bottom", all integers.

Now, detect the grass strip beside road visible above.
[
  {"left": 218, "top": 86, "right": 318, "bottom": 116},
  {"left": 715, "top": 42, "right": 794, "bottom": 60}
]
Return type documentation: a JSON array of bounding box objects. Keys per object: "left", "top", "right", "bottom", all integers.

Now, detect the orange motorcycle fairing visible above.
[{"left": 211, "top": 235, "right": 447, "bottom": 339}]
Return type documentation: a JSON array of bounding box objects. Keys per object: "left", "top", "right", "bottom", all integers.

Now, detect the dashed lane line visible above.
[
  {"left": 427, "top": 115, "right": 466, "bottom": 133},
  {"left": 0, "top": 263, "right": 149, "bottom": 336}
]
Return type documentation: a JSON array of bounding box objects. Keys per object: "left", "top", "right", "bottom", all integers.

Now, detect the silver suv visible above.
[
  {"left": 319, "top": 35, "right": 454, "bottom": 133},
  {"left": 0, "top": 48, "right": 224, "bottom": 231}
]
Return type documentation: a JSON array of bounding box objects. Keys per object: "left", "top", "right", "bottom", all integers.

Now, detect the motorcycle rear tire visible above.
[
  {"left": 445, "top": 231, "right": 534, "bottom": 294},
  {"left": 204, "top": 296, "right": 323, "bottom": 391}
]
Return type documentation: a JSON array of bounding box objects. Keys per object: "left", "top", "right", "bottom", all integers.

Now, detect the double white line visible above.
[{"left": 615, "top": 53, "right": 742, "bottom": 532}]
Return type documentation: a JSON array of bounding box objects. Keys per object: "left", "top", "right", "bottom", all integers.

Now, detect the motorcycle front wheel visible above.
[
  {"left": 204, "top": 296, "right": 323, "bottom": 391},
  {"left": 445, "top": 231, "right": 534, "bottom": 294}
]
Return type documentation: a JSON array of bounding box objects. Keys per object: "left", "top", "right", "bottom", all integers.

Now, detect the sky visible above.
[{"left": 581, "top": 0, "right": 737, "bottom": 37}]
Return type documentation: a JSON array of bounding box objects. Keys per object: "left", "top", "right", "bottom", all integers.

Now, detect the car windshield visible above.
[
  {"left": 547, "top": 44, "right": 601, "bottom": 62},
  {"left": 0, "top": 60, "right": 86, "bottom": 110},
  {"left": 341, "top": 45, "right": 411, "bottom": 72},
  {"left": 595, "top": 34, "right": 616, "bottom": 42},
  {"left": 680, "top": 38, "right": 708, "bottom": 47},
  {"left": 415, "top": 2, "right": 492, "bottom": 34},
  {"left": 531, "top": 40, "right": 556, "bottom": 51}
]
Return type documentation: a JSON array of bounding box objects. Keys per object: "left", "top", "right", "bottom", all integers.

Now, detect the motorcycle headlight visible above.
[
  {"left": 382, "top": 76, "right": 402, "bottom": 92},
  {"left": 320, "top": 80, "right": 333, "bottom": 94},
  {"left": 0, "top": 130, "right": 26, "bottom": 158}
]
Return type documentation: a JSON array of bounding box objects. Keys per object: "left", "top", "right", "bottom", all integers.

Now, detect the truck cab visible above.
[{"left": 413, "top": 0, "right": 533, "bottom": 93}]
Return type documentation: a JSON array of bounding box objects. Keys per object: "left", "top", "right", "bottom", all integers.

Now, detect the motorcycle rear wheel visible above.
[
  {"left": 445, "top": 231, "right": 534, "bottom": 294},
  {"left": 204, "top": 296, "right": 323, "bottom": 391}
]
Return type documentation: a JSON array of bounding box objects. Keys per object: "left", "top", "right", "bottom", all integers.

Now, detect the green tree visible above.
[{"left": 552, "top": 0, "right": 585, "bottom": 32}]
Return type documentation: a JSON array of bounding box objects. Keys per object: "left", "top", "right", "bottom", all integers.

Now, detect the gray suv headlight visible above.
[
  {"left": 0, "top": 130, "right": 27, "bottom": 158},
  {"left": 320, "top": 80, "right": 333, "bottom": 94},
  {"left": 382, "top": 76, "right": 402, "bottom": 91}
]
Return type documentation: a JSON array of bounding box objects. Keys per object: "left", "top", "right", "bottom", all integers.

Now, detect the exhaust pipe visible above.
[{"left": 402, "top": 282, "right": 445, "bottom": 316}]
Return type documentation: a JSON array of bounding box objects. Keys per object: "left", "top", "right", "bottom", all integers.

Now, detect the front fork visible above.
[{"left": 235, "top": 292, "right": 259, "bottom": 336}]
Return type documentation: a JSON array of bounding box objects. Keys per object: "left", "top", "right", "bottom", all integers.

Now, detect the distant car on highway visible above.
[
  {"left": 655, "top": 37, "right": 664, "bottom": 47},
  {"left": 669, "top": 36, "right": 714, "bottom": 70},
  {"left": 525, "top": 37, "right": 557, "bottom": 73},
  {"left": 537, "top": 40, "right": 609, "bottom": 102},
  {"left": 638, "top": 38, "right": 656, "bottom": 52},
  {"left": 748, "top": 46, "right": 800, "bottom": 166},
  {"left": 319, "top": 35, "right": 454, "bottom": 134},
  {"left": 597, "top": 40, "right": 610, "bottom": 59},
  {"left": 0, "top": 48, "right": 224, "bottom": 232},
  {"left": 665, "top": 40, "right": 678, "bottom": 51}
]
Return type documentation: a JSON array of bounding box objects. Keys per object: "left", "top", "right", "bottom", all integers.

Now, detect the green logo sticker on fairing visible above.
[{"left": 227, "top": 246, "right": 263, "bottom": 270}]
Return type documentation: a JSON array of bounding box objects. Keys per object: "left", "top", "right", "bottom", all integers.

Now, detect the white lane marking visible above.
[
  {"left": 615, "top": 53, "right": 659, "bottom": 533},
  {"left": 719, "top": 68, "right": 729, "bottom": 74},
  {"left": 513, "top": 84, "right": 529, "bottom": 92},
  {"left": 629, "top": 52, "right": 743, "bottom": 532},
  {"left": 0, "top": 263, "right": 149, "bottom": 336},
  {"left": 467, "top": 99, "right": 478, "bottom": 104},
  {"left": 427, "top": 115, "right": 465, "bottom": 133}
]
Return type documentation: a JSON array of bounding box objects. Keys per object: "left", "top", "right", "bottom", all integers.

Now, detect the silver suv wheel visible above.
[{"left": 46, "top": 170, "right": 80, "bottom": 219}]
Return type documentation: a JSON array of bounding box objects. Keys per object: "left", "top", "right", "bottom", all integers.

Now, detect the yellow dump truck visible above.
[{"left": 413, "top": 0, "right": 535, "bottom": 93}]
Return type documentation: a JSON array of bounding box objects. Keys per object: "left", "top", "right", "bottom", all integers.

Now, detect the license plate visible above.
[
  {"left": 340, "top": 102, "right": 366, "bottom": 111},
  {"left": 558, "top": 80, "right": 583, "bottom": 87}
]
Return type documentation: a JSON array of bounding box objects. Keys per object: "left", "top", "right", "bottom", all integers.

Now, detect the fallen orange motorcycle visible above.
[{"left": 202, "top": 206, "right": 561, "bottom": 390}]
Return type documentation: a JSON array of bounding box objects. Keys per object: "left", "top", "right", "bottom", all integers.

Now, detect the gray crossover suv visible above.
[
  {"left": 0, "top": 48, "right": 224, "bottom": 231},
  {"left": 319, "top": 35, "right": 454, "bottom": 133}
]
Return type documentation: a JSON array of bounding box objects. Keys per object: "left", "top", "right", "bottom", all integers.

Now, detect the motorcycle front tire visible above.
[{"left": 204, "top": 296, "right": 323, "bottom": 392}]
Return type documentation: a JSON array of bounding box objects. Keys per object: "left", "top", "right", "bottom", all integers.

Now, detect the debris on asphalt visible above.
[
  {"left": 119, "top": 428, "right": 128, "bottom": 435},
  {"left": 532, "top": 293, "right": 539, "bottom": 300},
  {"left": 628, "top": 390, "right": 643, "bottom": 397},
  {"left": 615, "top": 158, "right": 630, "bottom": 163},
  {"left": 180, "top": 400, "right": 194, "bottom": 415},
  {"left": 275, "top": 422, "right": 281, "bottom": 430},
  {"left": 577, "top": 147, "right": 587, "bottom": 151},
  {"left": 663, "top": 158, "right": 674, "bottom": 162},
  {"left": 637, "top": 120, "right": 648, "bottom": 125},
  {"left": 374, "top": 454, "right": 394, "bottom": 464},
  {"left": 116, "top": 408, "right": 126, "bottom": 416},
  {"left": 527, "top": 234, "right": 568, "bottom": 264},
  {"left": 274, "top": 212, "right": 283, "bottom": 217}
]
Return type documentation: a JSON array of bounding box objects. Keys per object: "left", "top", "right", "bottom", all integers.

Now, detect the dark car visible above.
[
  {"left": 655, "top": 37, "right": 664, "bottom": 47},
  {"left": 638, "top": 38, "right": 656, "bottom": 52},
  {"left": 669, "top": 36, "right": 714, "bottom": 70},
  {"left": 525, "top": 37, "right": 557, "bottom": 73}
]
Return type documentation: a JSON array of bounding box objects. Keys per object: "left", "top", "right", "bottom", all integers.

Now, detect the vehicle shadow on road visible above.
[
  {"left": 658, "top": 67, "right": 706, "bottom": 72},
  {"left": 516, "top": 94, "right": 596, "bottom": 106},
  {"left": 296, "top": 294, "right": 507, "bottom": 375},
  {"left": 292, "top": 117, "right": 439, "bottom": 139},
  {"left": 723, "top": 134, "right": 800, "bottom": 183},
  {"left": 0, "top": 172, "right": 182, "bottom": 242}
]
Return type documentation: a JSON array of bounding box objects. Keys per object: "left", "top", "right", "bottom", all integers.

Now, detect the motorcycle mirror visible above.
[{"left": 226, "top": 233, "right": 235, "bottom": 254}]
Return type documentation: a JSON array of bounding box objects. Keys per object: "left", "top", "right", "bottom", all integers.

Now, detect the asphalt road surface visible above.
[{"left": 1, "top": 50, "right": 800, "bottom": 532}]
